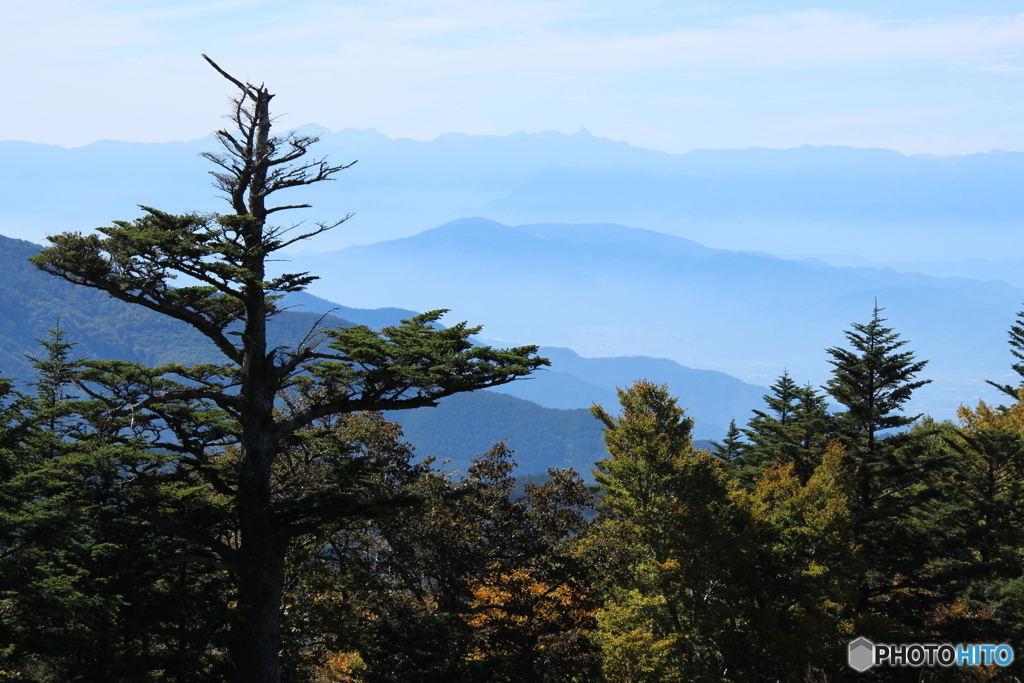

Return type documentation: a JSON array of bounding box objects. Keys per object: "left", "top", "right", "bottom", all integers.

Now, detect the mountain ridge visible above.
[
  {"left": 3, "top": 130, "right": 1021, "bottom": 261},
  {"left": 290, "top": 217, "right": 1022, "bottom": 420}
]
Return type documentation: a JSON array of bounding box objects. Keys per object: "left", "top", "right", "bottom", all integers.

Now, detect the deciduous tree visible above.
[{"left": 586, "top": 381, "right": 857, "bottom": 682}]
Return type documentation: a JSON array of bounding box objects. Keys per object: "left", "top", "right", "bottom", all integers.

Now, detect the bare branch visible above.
[
  {"left": 264, "top": 204, "right": 312, "bottom": 215},
  {"left": 202, "top": 54, "right": 255, "bottom": 98},
  {"left": 273, "top": 216, "right": 353, "bottom": 250}
]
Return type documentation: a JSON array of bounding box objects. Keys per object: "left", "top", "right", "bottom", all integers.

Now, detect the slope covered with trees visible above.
[
  {"left": 0, "top": 233, "right": 358, "bottom": 382},
  {"left": 289, "top": 216, "right": 1023, "bottom": 419}
]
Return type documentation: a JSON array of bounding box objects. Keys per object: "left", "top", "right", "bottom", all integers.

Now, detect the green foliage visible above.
[
  {"left": 710, "top": 418, "right": 744, "bottom": 463},
  {"left": 0, "top": 330, "right": 234, "bottom": 682},
  {"left": 734, "top": 443, "right": 858, "bottom": 681},
  {"left": 825, "top": 305, "right": 930, "bottom": 487},
  {"left": 278, "top": 437, "right": 598, "bottom": 683},
  {"left": 986, "top": 306, "right": 1024, "bottom": 402},
  {"left": 586, "top": 380, "right": 857, "bottom": 682},
  {"left": 737, "top": 372, "right": 835, "bottom": 484},
  {"left": 928, "top": 403, "right": 1024, "bottom": 674},
  {"left": 820, "top": 306, "right": 946, "bottom": 642},
  {"left": 9, "top": 58, "right": 1024, "bottom": 683},
  {"left": 22, "top": 60, "right": 548, "bottom": 683}
]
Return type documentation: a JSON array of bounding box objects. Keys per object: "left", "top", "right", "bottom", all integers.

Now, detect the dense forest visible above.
[{"left": 2, "top": 60, "right": 1023, "bottom": 683}]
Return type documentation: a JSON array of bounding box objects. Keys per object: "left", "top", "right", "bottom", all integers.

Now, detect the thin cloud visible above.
[{"left": 3, "top": 1, "right": 1024, "bottom": 151}]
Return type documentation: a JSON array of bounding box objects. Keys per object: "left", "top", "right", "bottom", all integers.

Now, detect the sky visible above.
[{"left": 2, "top": 1, "right": 1023, "bottom": 155}]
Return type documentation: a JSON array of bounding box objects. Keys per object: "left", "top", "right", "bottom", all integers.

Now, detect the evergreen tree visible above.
[
  {"left": 986, "top": 306, "right": 1024, "bottom": 402},
  {"left": 2, "top": 329, "right": 234, "bottom": 682},
  {"left": 825, "top": 305, "right": 930, "bottom": 508},
  {"left": 710, "top": 419, "right": 744, "bottom": 463},
  {"left": 738, "top": 372, "right": 834, "bottom": 484},
  {"left": 27, "top": 57, "right": 546, "bottom": 683},
  {"left": 932, "top": 403, "right": 1024, "bottom": 673},
  {"left": 824, "top": 306, "right": 939, "bottom": 635},
  {"left": 24, "top": 324, "right": 77, "bottom": 432}
]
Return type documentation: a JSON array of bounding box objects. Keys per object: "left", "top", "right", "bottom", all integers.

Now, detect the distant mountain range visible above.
[
  {"left": 5, "top": 126, "right": 1020, "bottom": 455},
  {"left": 279, "top": 290, "right": 763, "bottom": 440},
  {"left": 287, "top": 217, "right": 1024, "bottom": 420},
  {"left": 0, "top": 233, "right": 744, "bottom": 475},
  {"left": 0, "top": 233, "right": 357, "bottom": 382},
  {"left": 2, "top": 129, "right": 1022, "bottom": 264}
]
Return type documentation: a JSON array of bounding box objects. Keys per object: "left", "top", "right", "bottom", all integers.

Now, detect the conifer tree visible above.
[
  {"left": 824, "top": 306, "right": 939, "bottom": 632},
  {"left": 824, "top": 305, "right": 930, "bottom": 509},
  {"left": 2, "top": 329, "right": 234, "bottom": 681},
  {"left": 27, "top": 57, "right": 546, "bottom": 683},
  {"left": 931, "top": 403, "right": 1024, "bottom": 659},
  {"left": 986, "top": 307, "right": 1024, "bottom": 402},
  {"left": 738, "top": 372, "right": 834, "bottom": 484},
  {"left": 711, "top": 419, "right": 744, "bottom": 463}
]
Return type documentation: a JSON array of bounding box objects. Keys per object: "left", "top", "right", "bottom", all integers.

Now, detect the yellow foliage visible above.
[
  {"left": 311, "top": 650, "right": 366, "bottom": 683},
  {"left": 958, "top": 393, "right": 1024, "bottom": 434},
  {"left": 594, "top": 590, "right": 685, "bottom": 683},
  {"left": 464, "top": 565, "right": 596, "bottom": 647}
]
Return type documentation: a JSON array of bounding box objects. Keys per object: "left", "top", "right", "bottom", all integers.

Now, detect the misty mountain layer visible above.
[
  {"left": 288, "top": 217, "right": 1022, "bottom": 420},
  {"left": 3, "top": 129, "right": 1021, "bottom": 262}
]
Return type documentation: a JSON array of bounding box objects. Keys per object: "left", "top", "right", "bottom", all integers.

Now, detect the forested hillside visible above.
[
  {"left": 0, "top": 234, "right": 741, "bottom": 470},
  {"left": 387, "top": 391, "right": 606, "bottom": 475},
  {"left": 0, "top": 233, "right": 355, "bottom": 381}
]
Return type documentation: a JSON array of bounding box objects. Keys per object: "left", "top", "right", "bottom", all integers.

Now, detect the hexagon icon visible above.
[{"left": 848, "top": 637, "right": 874, "bottom": 672}]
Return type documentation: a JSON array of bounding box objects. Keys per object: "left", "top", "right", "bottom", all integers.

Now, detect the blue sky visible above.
[{"left": 2, "top": 1, "right": 1023, "bottom": 154}]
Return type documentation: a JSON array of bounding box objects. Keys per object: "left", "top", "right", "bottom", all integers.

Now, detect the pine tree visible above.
[{"left": 27, "top": 57, "right": 546, "bottom": 683}]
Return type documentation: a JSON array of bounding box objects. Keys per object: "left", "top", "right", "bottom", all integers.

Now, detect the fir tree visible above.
[
  {"left": 824, "top": 305, "right": 930, "bottom": 509},
  {"left": 738, "top": 372, "right": 834, "bottom": 484},
  {"left": 986, "top": 307, "right": 1024, "bottom": 403},
  {"left": 824, "top": 305, "right": 939, "bottom": 634},
  {"left": 2, "top": 329, "right": 233, "bottom": 681},
  {"left": 711, "top": 419, "right": 745, "bottom": 463}
]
